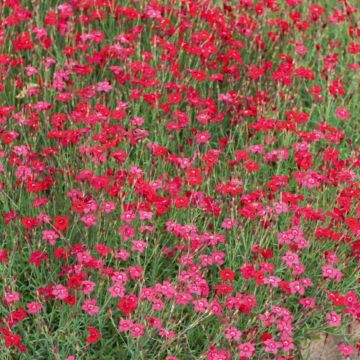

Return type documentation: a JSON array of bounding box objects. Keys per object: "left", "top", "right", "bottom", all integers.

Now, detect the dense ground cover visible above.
[{"left": 0, "top": 0, "right": 359, "bottom": 359}]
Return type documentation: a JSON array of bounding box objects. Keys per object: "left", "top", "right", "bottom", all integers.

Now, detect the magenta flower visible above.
[
  {"left": 338, "top": 343, "right": 355, "bottom": 357},
  {"left": 130, "top": 323, "right": 145, "bottom": 337},
  {"left": 108, "top": 282, "right": 125, "bottom": 298},
  {"left": 52, "top": 285, "right": 69, "bottom": 300},
  {"left": 263, "top": 338, "right": 282, "bottom": 354},
  {"left": 334, "top": 107, "right": 350, "bottom": 121},
  {"left": 238, "top": 342, "right": 255, "bottom": 358},
  {"left": 224, "top": 326, "right": 242, "bottom": 341},
  {"left": 26, "top": 302, "right": 42, "bottom": 314},
  {"left": 96, "top": 81, "right": 112, "bottom": 93},
  {"left": 326, "top": 311, "right": 342, "bottom": 327},
  {"left": 81, "top": 298, "right": 100, "bottom": 316},
  {"left": 4, "top": 291, "right": 20, "bottom": 305}
]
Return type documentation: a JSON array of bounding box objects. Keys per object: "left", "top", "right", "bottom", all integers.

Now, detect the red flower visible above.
[
  {"left": 86, "top": 327, "right": 102, "bottom": 343},
  {"left": 7, "top": 308, "right": 28, "bottom": 328},
  {"left": 54, "top": 215, "right": 69, "bottom": 232},
  {"left": 3, "top": 210, "right": 19, "bottom": 224},
  {"left": 3, "top": 332, "right": 21, "bottom": 348},
  {"left": 118, "top": 294, "right": 138, "bottom": 315},
  {"left": 21, "top": 217, "right": 41, "bottom": 230},
  {"left": 12, "top": 32, "right": 34, "bottom": 51},
  {"left": 214, "top": 283, "right": 234, "bottom": 295},
  {"left": 28, "top": 250, "right": 48, "bottom": 267},
  {"left": 220, "top": 268, "right": 236, "bottom": 282},
  {"left": 0, "top": 249, "right": 9, "bottom": 263}
]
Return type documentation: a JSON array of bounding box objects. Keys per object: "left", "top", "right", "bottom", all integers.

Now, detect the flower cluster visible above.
[{"left": 0, "top": 0, "right": 359, "bottom": 359}]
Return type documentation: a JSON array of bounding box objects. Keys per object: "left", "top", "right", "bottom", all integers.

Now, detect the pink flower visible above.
[
  {"left": 158, "top": 328, "right": 175, "bottom": 339},
  {"left": 207, "top": 348, "right": 231, "bottom": 360},
  {"left": 77, "top": 251, "right": 92, "bottom": 264},
  {"left": 118, "top": 224, "right": 135, "bottom": 241},
  {"left": 4, "top": 291, "right": 20, "bottom": 305},
  {"left": 42, "top": 230, "right": 60, "bottom": 245},
  {"left": 121, "top": 210, "right": 136, "bottom": 224},
  {"left": 193, "top": 298, "right": 209, "bottom": 313},
  {"left": 128, "top": 266, "right": 143, "bottom": 280},
  {"left": 195, "top": 131, "right": 211, "bottom": 144},
  {"left": 139, "top": 211, "right": 153, "bottom": 221},
  {"left": 296, "top": 171, "right": 322, "bottom": 189},
  {"left": 27, "top": 302, "right": 43, "bottom": 314},
  {"left": 325, "top": 251, "right": 338, "bottom": 265},
  {"left": 264, "top": 338, "right": 282, "bottom": 354},
  {"left": 130, "top": 323, "right": 145, "bottom": 337},
  {"left": 211, "top": 252, "right": 225, "bottom": 265},
  {"left": 292, "top": 264, "right": 305, "bottom": 276},
  {"left": 152, "top": 299, "right": 165, "bottom": 312},
  {"left": 96, "top": 81, "right": 112, "bottom": 93},
  {"left": 259, "top": 313, "right": 276, "bottom": 327},
  {"left": 81, "top": 298, "right": 100, "bottom": 316},
  {"left": 326, "top": 311, "right": 341, "bottom": 327},
  {"left": 118, "top": 319, "right": 133, "bottom": 332},
  {"left": 322, "top": 265, "right": 343, "bottom": 282},
  {"left": 100, "top": 202, "right": 116, "bottom": 214},
  {"left": 131, "top": 117, "right": 144, "bottom": 126},
  {"left": 277, "top": 320, "right": 294, "bottom": 335},
  {"left": 32, "top": 197, "right": 49, "bottom": 208},
  {"left": 84, "top": 200, "right": 98, "bottom": 214},
  {"left": 295, "top": 43, "right": 308, "bottom": 54},
  {"left": 116, "top": 101, "right": 128, "bottom": 109},
  {"left": 278, "top": 231, "right": 292, "bottom": 245},
  {"left": 224, "top": 326, "right": 242, "bottom": 341},
  {"left": 299, "top": 297, "right": 316, "bottom": 309},
  {"left": 263, "top": 276, "right": 281, "bottom": 288},
  {"left": 300, "top": 278, "right": 313, "bottom": 288},
  {"left": 289, "top": 280, "right": 305, "bottom": 295},
  {"left": 243, "top": 28, "right": 252, "bottom": 37},
  {"left": 282, "top": 251, "right": 300, "bottom": 268},
  {"left": 25, "top": 66, "right": 38, "bottom": 76},
  {"left": 111, "top": 271, "right": 128, "bottom": 283},
  {"left": 338, "top": 343, "right": 355, "bottom": 357},
  {"left": 334, "top": 107, "right": 350, "bottom": 121},
  {"left": 81, "top": 280, "right": 96, "bottom": 295},
  {"left": 281, "top": 337, "right": 294, "bottom": 352},
  {"left": 131, "top": 240, "right": 148, "bottom": 253},
  {"left": 221, "top": 218, "right": 238, "bottom": 230},
  {"left": 238, "top": 342, "right": 255, "bottom": 358},
  {"left": 52, "top": 284, "right": 69, "bottom": 300},
  {"left": 37, "top": 213, "right": 51, "bottom": 223},
  {"left": 108, "top": 282, "right": 125, "bottom": 298},
  {"left": 145, "top": 5, "right": 162, "bottom": 19},
  {"left": 45, "top": 57, "right": 57, "bottom": 68},
  {"left": 80, "top": 214, "right": 98, "bottom": 228},
  {"left": 293, "top": 236, "right": 310, "bottom": 249},
  {"left": 114, "top": 248, "right": 131, "bottom": 261},
  {"left": 248, "top": 144, "right": 264, "bottom": 154},
  {"left": 273, "top": 202, "right": 289, "bottom": 215}
]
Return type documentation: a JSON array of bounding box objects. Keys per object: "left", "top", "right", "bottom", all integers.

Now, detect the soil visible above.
[{"left": 300, "top": 321, "right": 360, "bottom": 360}]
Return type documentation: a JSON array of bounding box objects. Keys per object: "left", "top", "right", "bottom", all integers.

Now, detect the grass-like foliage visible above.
[{"left": 0, "top": 0, "right": 359, "bottom": 359}]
